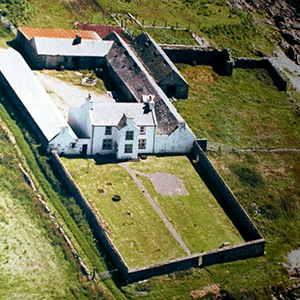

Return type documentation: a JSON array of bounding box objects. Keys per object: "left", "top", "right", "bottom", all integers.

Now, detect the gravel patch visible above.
[{"left": 149, "top": 172, "right": 189, "bottom": 196}]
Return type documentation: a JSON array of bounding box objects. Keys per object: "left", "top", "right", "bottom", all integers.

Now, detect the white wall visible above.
[
  {"left": 154, "top": 123, "right": 195, "bottom": 154},
  {"left": 91, "top": 126, "right": 118, "bottom": 155},
  {"left": 48, "top": 126, "right": 91, "bottom": 155},
  {"left": 116, "top": 118, "right": 139, "bottom": 160}
]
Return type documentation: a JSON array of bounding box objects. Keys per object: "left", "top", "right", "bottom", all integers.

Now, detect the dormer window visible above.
[
  {"left": 140, "top": 126, "right": 146, "bottom": 135},
  {"left": 105, "top": 126, "right": 112, "bottom": 135}
]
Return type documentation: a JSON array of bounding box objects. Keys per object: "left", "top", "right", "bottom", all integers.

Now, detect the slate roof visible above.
[
  {"left": 91, "top": 102, "right": 155, "bottom": 127},
  {"left": 0, "top": 48, "right": 77, "bottom": 142},
  {"left": 18, "top": 27, "right": 100, "bottom": 40},
  {"left": 33, "top": 37, "right": 113, "bottom": 57},
  {"left": 104, "top": 32, "right": 181, "bottom": 135},
  {"left": 131, "top": 32, "right": 188, "bottom": 84}
]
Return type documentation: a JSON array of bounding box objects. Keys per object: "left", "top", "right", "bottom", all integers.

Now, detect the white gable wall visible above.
[
  {"left": 116, "top": 120, "right": 139, "bottom": 160},
  {"left": 154, "top": 123, "right": 195, "bottom": 154}
]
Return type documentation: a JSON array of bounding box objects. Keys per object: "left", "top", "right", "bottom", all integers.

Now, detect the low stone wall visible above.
[
  {"left": 50, "top": 151, "right": 129, "bottom": 278},
  {"left": 192, "top": 141, "right": 264, "bottom": 242},
  {"left": 161, "top": 45, "right": 233, "bottom": 76},
  {"left": 201, "top": 239, "right": 265, "bottom": 267},
  {"left": 51, "top": 150, "right": 265, "bottom": 282},
  {"left": 234, "top": 58, "right": 287, "bottom": 91}
]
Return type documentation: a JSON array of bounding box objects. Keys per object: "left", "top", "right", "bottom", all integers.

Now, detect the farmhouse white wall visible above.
[{"left": 154, "top": 124, "right": 195, "bottom": 154}]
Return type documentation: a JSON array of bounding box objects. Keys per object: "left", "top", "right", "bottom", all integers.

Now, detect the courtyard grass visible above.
[
  {"left": 40, "top": 69, "right": 107, "bottom": 95},
  {"left": 175, "top": 65, "right": 300, "bottom": 148},
  {"left": 129, "top": 155, "right": 244, "bottom": 253},
  {"left": 61, "top": 157, "right": 187, "bottom": 268}
]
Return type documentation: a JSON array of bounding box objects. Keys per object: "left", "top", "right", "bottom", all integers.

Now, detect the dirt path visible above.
[
  {"left": 119, "top": 162, "right": 191, "bottom": 255},
  {"left": 34, "top": 71, "right": 115, "bottom": 118},
  {"left": 270, "top": 48, "right": 300, "bottom": 92}
]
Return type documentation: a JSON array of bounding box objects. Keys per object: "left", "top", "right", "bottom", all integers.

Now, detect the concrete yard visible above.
[{"left": 62, "top": 155, "right": 244, "bottom": 269}]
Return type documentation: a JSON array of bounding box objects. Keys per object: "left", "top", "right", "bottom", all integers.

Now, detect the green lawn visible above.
[
  {"left": 61, "top": 157, "right": 187, "bottom": 268},
  {"left": 175, "top": 65, "right": 300, "bottom": 148},
  {"left": 0, "top": 126, "right": 91, "bottom": 299},
  {"left": 62, "top": 155, "right": 243, "bottom": 268},
  {"left": 129, "top": 155, "right": 244, "bottom": 253}
]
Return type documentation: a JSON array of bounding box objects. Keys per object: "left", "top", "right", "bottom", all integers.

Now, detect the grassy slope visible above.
[
  {"left": 175, "top": 65, "right": 300, "bottom": 148},
  {"left": 100, "top": 0, "right": 276, "bottom": 56},
  {"left": 122, "top": 68, "right": 300, "bottom": 299},
  {"left": 0, "top": 124, "right": 90, "bottom": 299},
  {"left": 129, "top": 156, "right": 243, "bottom": 253},
  {"left": 1, "top": 0, "right": 276, "bottom": 55},
  {"left": 62, "top": 158, "right": 186, "bottom": 268},
  {"left": 0, "top": 98, "right": 123, "bottom": 299}
]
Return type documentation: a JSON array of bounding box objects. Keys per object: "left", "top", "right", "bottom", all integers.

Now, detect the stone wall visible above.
[
  {"left": 234, "top": 58, "right": 287, "bottom": 91},
  {"left": 161, "top": 45, "right": 233, "bottom": 76},
  {"left": 50, "top": 151, "right": 129, "bottom": 278},
  {"left": 192, "top": 141, "right": 264, "bottom": 242}
]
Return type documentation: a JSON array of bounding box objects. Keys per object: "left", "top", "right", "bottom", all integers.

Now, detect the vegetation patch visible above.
[
  {"left": 130, "top": 155, "right": 244, "bottom": 253},
  {"left": 0, "top": 123, "right": 94, "bottom": 299},
  {"left": 61, "top": 157, "right": 187, "bottom": 268},
  {"left": 175, "top": 65, "right": 300, "bottom": 148}
]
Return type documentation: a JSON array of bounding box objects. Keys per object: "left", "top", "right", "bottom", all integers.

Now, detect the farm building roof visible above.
[
  {"left": 131, "top": 32, "right": 188, "bottom": 84},
  {"left": 91, "top": 102, "right": 155, "bottom": 127},
  {"left": 76, "top": 23, "right": 129, "bottom": 43},
  {"left": 0, "top": 48, "right": 77, "bottom": 142},
  {"left": 33, "top": 37, "right": 113, "bottom": 57},
  {"left": 18, "top": 27, "right": 101, "bottom": 40},
  {"left": 104, "top": 32, "right": 183, "bottom": 135}
]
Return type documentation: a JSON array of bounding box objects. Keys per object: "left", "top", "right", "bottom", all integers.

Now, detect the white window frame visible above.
[
  {"left": 139, "top": 126, "right": 146, "bottom": 135},
  {"left": 102, "top": 139, "right": 113, "bottom": 150},
  {"left": 124, "top": 144, "right": 133, "bottom": 153},
  {"left": 125, "top": 131, "right": 134, "bottom": 140},
  {"left": 138, "top": 139, "right": 146, "bottom": 149},
  {"left": 105, "top": 126, "right": 112, "bottom": 135}
]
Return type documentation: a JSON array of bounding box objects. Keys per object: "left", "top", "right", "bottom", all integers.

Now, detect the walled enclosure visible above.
[
  {"left": 51, "top": 147, "right": 265, "bottom": 283},
  {"left": 161, "top": 45, "right": 233, "bottom": 76},
  {"left": 234, "top": 58, "right": 287, "bottom": 91}
]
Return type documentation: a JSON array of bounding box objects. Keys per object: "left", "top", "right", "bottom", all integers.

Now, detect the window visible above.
[
  {"left": 139, "top": 126, "right": 146, "bottom": 135},
  {"left": 105, "top": 126, "right": 112, "bottom": 135},
  {"left": 126, "top": 131, "right": 134, "bottom": 140},
  {"left": 124, "top": 144, "right": 133, "bottom": 153},
  {"left": 138, "top": 139, "right": 146, "bottom": 149},
  {"left": 102, "top": 139, "right": 113, "bottom": 150}
]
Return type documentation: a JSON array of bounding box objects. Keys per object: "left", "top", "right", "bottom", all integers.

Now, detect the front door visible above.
[{"left": 82, "top": 144, "right": 88, "bottom": 156}]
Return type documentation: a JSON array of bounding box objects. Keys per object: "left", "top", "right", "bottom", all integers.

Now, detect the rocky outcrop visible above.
[{"left": 226, "top": 0, "right": 300, "bottom": 65}]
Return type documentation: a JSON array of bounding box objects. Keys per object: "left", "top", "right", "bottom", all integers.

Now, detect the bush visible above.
[{"left": 230, "top": 165, "right": 265, "bottom": 188}]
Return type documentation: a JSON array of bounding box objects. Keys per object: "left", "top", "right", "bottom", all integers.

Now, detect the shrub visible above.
[{"left": 230, "top": 165, "right": 265, "bottom": 188}]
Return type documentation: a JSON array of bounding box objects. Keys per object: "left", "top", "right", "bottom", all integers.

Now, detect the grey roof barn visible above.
[
  {"left": 131, "top": 32, "right": 189, "bottom": 99},
  {"left": 104, "top": 31, "right": 181, "bottom": 135}
]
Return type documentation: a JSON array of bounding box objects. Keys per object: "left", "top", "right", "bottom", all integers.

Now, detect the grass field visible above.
[
  {"left": 0, "top": 124, "right": 92, "bottom": 299},
  {"left": 129, "top": 155, "right": 244, "bottom": 253},
  {"left": 61, "top": 157, "right": 187, "bottom": 268},
  {"left": 175, "top": 65, "right": 300, "bottom": 148},
  {"left": 62, "top": 155, "right": 243, "bottom": 268}
]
